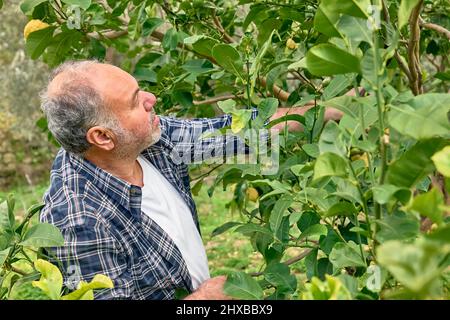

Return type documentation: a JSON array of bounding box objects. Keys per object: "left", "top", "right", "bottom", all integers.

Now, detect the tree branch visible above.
[
  {"left": 381, "top": 0, "right": 413, "bottom": 82},
  {"left": 408, "top": 0, "right": 424, "bottom": 95},
  {"left": 419, "top": 19, "right": 450, "bottom": 40},
  {"left": 258, "top": 77, "right": 290, "bottom": 102},
  {"left": 249, "top": 249, "right": 312, "bottom": 277},
  {"left": 212, "top": 15, "right": 234, "bottom": 43},
  {"left": 85, "top": 10, "right": 292, "bottom": 102},
  {"left": 193, "top": 94, "right": 244, "bottom": 105},
  {"left": 97, "top": 0, "right": 130, "bottom": 24}
]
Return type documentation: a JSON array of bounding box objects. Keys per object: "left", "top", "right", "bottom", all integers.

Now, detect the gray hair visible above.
[{"left": 40, "top": 60, "right": 120, "bottom": 155}]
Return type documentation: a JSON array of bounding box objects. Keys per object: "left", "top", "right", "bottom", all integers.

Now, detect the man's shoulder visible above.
[{"left": 40, "top": 149, "right": 101, "bottom": 230}]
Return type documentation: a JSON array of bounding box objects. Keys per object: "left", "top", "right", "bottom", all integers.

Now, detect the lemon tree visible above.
[{"left": 5, "top": 0, "right": 450, "bottom": 300}]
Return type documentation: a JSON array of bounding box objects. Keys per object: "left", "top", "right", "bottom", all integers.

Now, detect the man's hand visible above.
[
  {"left": 269, "top": 87, "right": 364, "bottom": 132},
  {"left": 184, "top": 276, "right": 233, "bottom": 300}
]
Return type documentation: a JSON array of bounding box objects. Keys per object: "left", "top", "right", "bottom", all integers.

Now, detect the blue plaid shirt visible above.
[{"left": 40, "top": 110, "right": 261, "bottom": 300}]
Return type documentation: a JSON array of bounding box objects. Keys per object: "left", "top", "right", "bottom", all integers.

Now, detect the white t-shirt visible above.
[{"left": 137, "top": 155, "right": 210, "bottom": 290}]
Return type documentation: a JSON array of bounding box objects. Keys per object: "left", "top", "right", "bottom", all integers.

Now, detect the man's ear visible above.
[{"left": 86, "top": 126, "right": 116, "bottom": 151}]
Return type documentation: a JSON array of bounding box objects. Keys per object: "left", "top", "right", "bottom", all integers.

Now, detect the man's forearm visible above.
[
  {"left": 269, "top": 87, "right": 362, "bottom": 132},
  {"left": 269, "top": 104, "right": 343, "bottom": 132}
]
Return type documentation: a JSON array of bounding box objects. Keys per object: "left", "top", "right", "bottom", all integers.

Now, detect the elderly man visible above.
[{"left": 39, "top": 60, "right": 343, "bottom": 300}]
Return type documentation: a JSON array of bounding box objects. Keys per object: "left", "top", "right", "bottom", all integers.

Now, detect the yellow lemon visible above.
[
  {"left": 351, "top": 153, "right": 369, "bottom": 167},
  {"left": 286, "top": 38, "right": 298, "bottom": 50},
  {"left": 24, "top": 19, "right": 50, "bottom": 40},
  {"left": 246, "top": 187, "right": 259, "bottom": 202}
]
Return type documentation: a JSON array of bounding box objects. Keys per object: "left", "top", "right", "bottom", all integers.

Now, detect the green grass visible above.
[
  {"left": 194, "top": 181, "right": 264, "bottom": 276},
  {"left": 0, "top": 182, "right": 49, "bottom": 221}
]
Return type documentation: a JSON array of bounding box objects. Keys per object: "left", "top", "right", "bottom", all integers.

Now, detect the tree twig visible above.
[
  {"left": 212, "top": 15, "right": 234, "bottom": 43},
  {"left": 258, "top": 77, "right": 290, "bottom": 102},
  {"left": 249, "top": 249, "right": 312, "bottom": 277},
  {"left": 408, "top": 0, "right": 424, "bottom": 95},
  {"left": 419, "top": 19, "right": 450, "bottom": 40},
  {"left": 380, "top": 0, "right": 413, "bottom": 82},
  {"left": 193, "top": 94, "right": 244, "bottom": 105}
]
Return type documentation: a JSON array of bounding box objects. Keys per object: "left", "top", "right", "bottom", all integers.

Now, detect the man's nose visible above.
[{"left": 143, "top": 92, "right": 156, "bottom": 112}]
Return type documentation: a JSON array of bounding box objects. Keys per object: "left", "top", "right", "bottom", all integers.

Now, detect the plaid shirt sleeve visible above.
[
  {"left": 161, "top": 109, "right": 263, "bottom": 164},
  {"left": 42, "top": 210, "right": 132, "bottom": 299}
]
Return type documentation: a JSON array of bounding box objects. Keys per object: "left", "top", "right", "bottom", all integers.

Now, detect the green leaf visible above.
[
  {"left": 377, "top": 238, "right": 449, "bottom": 295},
  {"left": 337, "top": 15, "right": 373, "bottom": 46},
  {"left": 20, "top": 0, "right": 47, "bottom": 14},
  {"left": 306, "top": 44, "right": 360, "bottom": 76},
  {"left": 409, "top": 188, "right": 445, "bottom": 225},
  {"left": 45, "top": 30, "right": 82, "bottom": 67},
  {"left": 231, "top": 109, "right": 252, "bottom": 133},
  {"left": 257, "top": 18, "right": 281, "bottom": 44},
  {"left": 372, "top": 184, "right": 412, "bottom": 205},
  {"left": 133, "top": 68, "right": 157, "bottom": 83},
  {"left": 0, "top": 200, "right": 15, "bottom": 251},
  {"left": 191, "top": 37, "right": 219, "bottom": 57},
  {"left": 435, "top": 71, "right": 450, "bottom": 81},
  {"left": 320, "top": 228, "right": 342, "bottom": 255},
  {"left": 25, "top": 26, "right": 56, "bottom": 59},
  {"left": 242, "top": 3, "right": 267, "bottom": 30},
  {"left": 61, "top": 0, "right": 91, "bottom": 10},
  {"left": 325, "top": 202, "right": 357, "bottom": 217},
  {"left": 235, "top": 223, "right": 273, "bottom": 237},
  {"left": 253, "top": 98, "right": 278, "bottom": 129},
  {"left": 398, "top": 0, "right": 421, "bottom": 29},
  {"left": 267, "top": 114, "right": 305, "bottom": 129},
  {"left": 217, "top": 99, "right": 236, "bottom": 114},
  {"left": 329, "top": 241, "right": 367, "bottom": 269},
  {"left": 183, "top": 35, "right": 206, "bottom": 45},
  {"left": 162, "top": 28, "right": 179, "bottom": 51},
  {"left": 181, "top": 59, "right": 213, "bottom": 76},
  {"left": 299, "top": 224, "right": 328, "bottom": 241},
  {"left": 320, "top": 0, "right": 370, "bottom": 19},
  {"left": 212, "top": 44, "right": 243, "bottom": 78},
  {"left": 264, "top": 263, "right": 297, "bottom": 294},
  {"left": 223, "top": 272, "right": 264, "bottom": 300},
  {"left": 270, "top": 194, "right": 293, "bottom": 236},
  {"left": 302, "top": 275, "right": 352, "bottom": 300},
  {"left": 0, "top": 248, "right": 10, "bottom": 267},
  {"left": 20, "top": 223, "right": 64, "bottom": 247},
  {"left": 389, "top": 93, "right": 450, "bottom": 140},
  {"left": 302, "top": 144, "right": 320, "bottom": 158},
  {"left": 314, "top": 5, "right": 341, "bottom": 37},
  {"left": 432, "top": 146, "right": 450, "bottom": 177},
  {"left": 386, "top": 138, "right": 448, "bottom": 188},
  {"left": 142, "top": 18, "right": 164, "bottom": 37},
  {"left": 375, "top": 211, "right": 420, "bottom": 242},
  {"left": 61, "top": 274, "right": 113, "bottom": 300},
  {"left": 313, "top": 152, "right": 348, "bottom": 181},
  {"left": 322, "top": 74, "right": 355, "bottom": 100},
  {"left": 426, "top": 225, "right": 450, "bottom": 243},
  {"left": 297, "top": 211, "right": 321, "bottom": 232},
  {"left": 318, "top": 121, "right": 348, "bottom": 156},
  {"left": 211, "top": 222, "right": 242, "bottom": 237},
  {"left": 361, "top": 49, "right": 386, "bottom": 86},
  {"left": 32, "top": 259, "right": 63, "bottom": 300}
]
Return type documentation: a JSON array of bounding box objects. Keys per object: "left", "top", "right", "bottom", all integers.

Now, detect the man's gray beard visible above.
[{"left": 114, "top": 126, "right": 161, "bottom": 160}]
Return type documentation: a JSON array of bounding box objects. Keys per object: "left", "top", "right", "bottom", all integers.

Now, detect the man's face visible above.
[{"left": 91, "top": 64, "right": 161, "bottom": 154}]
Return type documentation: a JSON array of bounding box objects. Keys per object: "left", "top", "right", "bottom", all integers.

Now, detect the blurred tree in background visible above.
[{"left": 0, "top": 0, "right": 56, "bottom": 190}]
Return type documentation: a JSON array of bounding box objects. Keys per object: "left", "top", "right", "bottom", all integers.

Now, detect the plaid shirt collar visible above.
[{"left": 67, "top": 129, "right": 178, "bottom": 217}]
